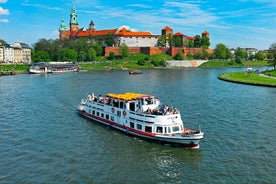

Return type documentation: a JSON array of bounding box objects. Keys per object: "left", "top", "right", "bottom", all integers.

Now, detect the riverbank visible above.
[
  {"left": 218, "top": 71, "right": 276, "bottom": 87},
  {"left": 0, "top": 60, "right": 272, "bottom": 74}
]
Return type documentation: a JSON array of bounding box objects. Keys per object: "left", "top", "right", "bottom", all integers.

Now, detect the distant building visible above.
[{"left": 0, "top": 42, "right": 31, "bottom": 64}]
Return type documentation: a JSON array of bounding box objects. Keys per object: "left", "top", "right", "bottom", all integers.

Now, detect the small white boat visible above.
[{"left": 77, "top": 92, "right": 204, "bottom": 148}]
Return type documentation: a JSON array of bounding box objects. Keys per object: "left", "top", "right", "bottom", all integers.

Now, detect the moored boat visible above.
[
  {"left": 129, "top": 70, "right": 143, "bottom": 74},
  {"left": 77, "top": 92, "right": 204, "bottom": 148}
]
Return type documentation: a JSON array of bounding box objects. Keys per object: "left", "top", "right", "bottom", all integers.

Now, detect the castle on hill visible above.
[{"left": 59, "top": 6, "right": 211, "bottom": 56}]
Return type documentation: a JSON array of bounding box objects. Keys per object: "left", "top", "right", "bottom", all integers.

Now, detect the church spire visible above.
[{"left": 70, "top": 5, "right": 78, "bottom": 31}]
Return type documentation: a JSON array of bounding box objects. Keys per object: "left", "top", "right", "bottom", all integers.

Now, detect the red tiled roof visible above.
[
  {"left": 174, "top": 32, "right": 184, "bottom": 36},
  {"left": 162, "top": 26, "right": 172, "bottom": 31}
]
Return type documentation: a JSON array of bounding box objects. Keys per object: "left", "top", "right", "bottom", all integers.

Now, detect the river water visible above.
[{"left": 0, "top": 68, "right": 275, "bottom": 183}]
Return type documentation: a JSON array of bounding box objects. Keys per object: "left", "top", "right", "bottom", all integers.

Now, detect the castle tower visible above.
[
  {"left": 89, "top": 20, "right": 95, "bottom": 30},
  {"left": 59, "top": 18, "right": 67, "bottom": 40},
  {"left": 70, "top": 6, "right": 78, "bottom": 32},
  {"left": 162, "top": 26, "right": 173, "bottom": 47},
  {"left": 201, "top": 30, "right": 210, "bottom": 38}
]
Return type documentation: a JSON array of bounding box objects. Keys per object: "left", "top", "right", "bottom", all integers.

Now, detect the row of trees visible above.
[{"left": 157, "top": 34, "right": 210, "bottom": 49}]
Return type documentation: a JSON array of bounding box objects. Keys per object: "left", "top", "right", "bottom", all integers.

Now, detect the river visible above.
[{"left": 0, "top": 68, "right": 275, "bottom": 183}]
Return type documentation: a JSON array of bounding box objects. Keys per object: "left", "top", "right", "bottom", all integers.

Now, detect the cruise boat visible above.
[
  {"left": 29, "top": 62, "right": 79, "bottom": 74},
  {"left": 77, "top": 92, "right": 204, "bottom": 148}
]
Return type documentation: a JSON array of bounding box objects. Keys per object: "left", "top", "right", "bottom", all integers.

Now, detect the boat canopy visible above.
[{"left": 106, "top": 92, "right": 150, "bottom": 101}]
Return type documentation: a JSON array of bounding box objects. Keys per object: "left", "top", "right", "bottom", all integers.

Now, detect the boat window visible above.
[
  {"left": 172, "top": 126, "right": 180, "bottom": 132},
  {"left": 145, "top": 126, "right": 152, "bottom": 133},
  {"left": 92, "top": 110, "right": 95, "bottom": 115},
  {"left": 96, "top": 112, "right": 100, "bottom": 116},
  {"left": 136, "top": 124, "right": 142, "bottom": 130},
  {"left": 168, "top": 127, "right": 171, "bottom": 133},
  {"left": 113, "top": 100, "right": 119, "bottom": 108},
  {"left": 101, "top": 113, "right": 104, "bottom": 118},
  {"left": 117, "top": 111, "right": 121, "bottom": 117},
  {"left": 157, "top": 126, "right": 163, "bottom": 133},
  {"left": 106, "top": 114, "right": 109, "bottom": 120},
  {"left": 130, "top": 122, "right": 134, "bottom": 128},
  {"left": 164, "top": 127, "right": 167, "bottom": 133},
  {"left": 129, "top": 102, "right": 135, "bottom": 111},
  {"left": 120, "top": 101, "right": 125, "bottom": 108}
]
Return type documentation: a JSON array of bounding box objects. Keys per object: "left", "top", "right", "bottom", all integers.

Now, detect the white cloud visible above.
[
  {"left": 0, "top": 18, "right": 8, "bottom": 23},
  {"left": 0, "top": 7, "right": 9, "bottom": 15},
  {"left": 0, "top": 0, "right": 7, "bottom": 4}
]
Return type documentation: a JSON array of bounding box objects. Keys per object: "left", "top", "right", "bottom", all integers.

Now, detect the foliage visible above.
[
  {"left": 87, "top": 48, "right": 97, "bottom": 61},
  {"left": 174, "top": 51, "right": 184, "bottom": 60},
  {"left": 199, "top": 60, "right": 269, "bottom": 68},
  {"left": 57, "top": 48, "right": 78, "bottom": 61},
  {"left": 107, "top": 52, "right": 115, "bottom": 60},
  {"left": 119, "top": 43, "right": 129, "bottom": 58},
  {"left": 174, "top": 37, "right": 182, "bottom": 47},
  {"left": 214, "top": 43, "right": 232, "bottom": 59},
  {"left": 0, "top": 39, "right": 7, "bottom": 45},
  {"left": 157, "top": 35, "right": 166, "bottom": 47},
  {"left": 235, "top": 47, "right": 246, "bottom": 59},
  {"left": 194, "top": 35, "right": 201, "bottom": 48},
  {"left": 32, "top": 50, "right": 51, "bottom": 62},
  {"left": 105, "top": 33, "right": 115, "bottom": 46},
  {"left": 201, "top": 37, "right": 210, "bottom": 49},
  {"left": 254, "top": 51, "right": 265, "bottom": 61},
  {"left": 137, "top": 59, "right": 146, "bottom": 66},
  {"left": 268, "top": 53, "right": 276, "bottom": 70},
  {"left": 235, "top": 56, "right": 242, "bottom": 64}
]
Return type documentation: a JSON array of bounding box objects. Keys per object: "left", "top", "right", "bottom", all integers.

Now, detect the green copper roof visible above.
[
  {"left": 59, "top": 18, "right": 67, "bottom": 31},
  {"left": 70, "top": 5, "right": 78, "bottom": 24}
]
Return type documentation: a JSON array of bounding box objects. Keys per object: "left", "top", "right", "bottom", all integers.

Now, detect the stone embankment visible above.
[{"left": 166, "top": 60, "right": 208, "bottom": 67}]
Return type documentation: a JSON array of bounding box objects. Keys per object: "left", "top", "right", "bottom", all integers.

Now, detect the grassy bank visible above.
[
  {"left": 0, "top": 64, "right": 29, "bottom": 74},
  {"left": 218, "top": 71, "right": 276, "bottom": 87},
  {"left": 200, "top": 60, "right": 269, "bottom": 68}
]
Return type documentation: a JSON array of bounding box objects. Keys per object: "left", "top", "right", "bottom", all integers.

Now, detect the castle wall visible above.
[{"left": 115, "top": 36, "right": 159, "bottom": 47}]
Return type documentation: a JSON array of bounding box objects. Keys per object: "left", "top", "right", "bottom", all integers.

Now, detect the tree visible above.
[
  {"left": 167, "top": 33, "right": 174, "bottom": 47},
  {"left": 174, "top": 37, "right": 182, "bottom": 47},
  {"left": 235, "top": 47, "right": 246, "bottom": 60},
  {"left": 0, "top": 39, "right": 7, "bottom": 45},
  {"left": 57, "top": 48, "right": 78, "bottom": 61},
  {"left": 255, "top": 51, "right": 265, "bottom": 61},
  {"left": 78, "top": 50, "right": 86, "bottom": 62},
  {"left": 174, "top": 51, "right": 184, "bottom": 60},
  {"left": 268, "top": 53, "right": 276, "bottom": 70},
  {"left": 87, "top": 48, "right": 96, "bottom": 61},
  {"left": 187, "top": 40, "right": 194, "bottom": 48},
  {"left": 194, "top": 35, "right": 202, "bottom": 48},
  {"left": 214, "top": 43, "right": 231, "bottom": 59},
  {"left": 32, "top": 50, "right": 51, "bottom": 62},
  {"left": 201, "top": 37, "right": 210, "bottom": 49},
  {"left": 119, "top": 43, "right": 129, "bottom": 58},
  {"left": 105, "top": 33, "right": 114, "bottom": 46},
  {"left": 157, "top": 35, "right": 166, "bottom": 47}
]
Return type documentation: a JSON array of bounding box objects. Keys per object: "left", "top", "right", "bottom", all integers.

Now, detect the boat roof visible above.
[{"left": 106, "top": 92, "right": 150, "bottom": 101}]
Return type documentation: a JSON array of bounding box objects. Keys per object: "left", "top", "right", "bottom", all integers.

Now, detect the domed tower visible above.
[
  {"left": 59, "top": 18, "right": 68, "bottom": 40},
  {"left": 70, "top": 6, "right": 79, "bottom": 32},
  {"left": 201, "top": 30, "right": 210, "bottom": 38}
]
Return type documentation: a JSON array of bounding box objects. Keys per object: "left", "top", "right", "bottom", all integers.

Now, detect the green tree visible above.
[
  {"left": 268, "top": 53, "right": 276, "bottom": 70},
  {"left": 0, "top": 39, "right": 7, "bottom": 45},
  {"left": 107, "top": 52, "right": 115, "bottom": 60},
  {"left": 255, "top": 51, "right": 265, "bottom": 61},
  {"left": 214, "top": 43, "right": 231, "bottom": 59},
  {"left": 105, "top": 33, "right": 114, "bottom": 46},
  {"left": 194, "top": 52, "right": 203, "bottom": 59},
  {"left": 187, "top": 40, "right": 194, "bottom": 48},
  {"left": 32, "top": 50, "right": 51, "bottom": 62},
  {"left": 87, "top": 48, "right": 96, "bottom": 61},
  {"left": 194, "top": 35, "right": 202, "bottom": 48},
  {"left": 167, "top": 33, "right": 174, "bottom": 47},
  {"left": 174, "top": 37, "right": 182, "bottom": 47},
  {"left": 157, "top": 35, "right": 166, "bottom": 47},
  {"left": 201, "top": 37, "right": 210, "bottom": 49},
  {"left": 119, "top": 43, "right": 129, "bottom": 58},
  {"left": 174, "top": 51, "right": 184, "bottom": 60},
  {"left": 235, "top": 47, "right": 246, "bottom": 60},
  {"left": 57, "top": 48, "right": 78, "bottom": 61},
  {"left": 92, "top": 42, "right": 103, "bottom": 56},
  {"left": 78, "top": 50, "right": 86, "bottom": 62}
]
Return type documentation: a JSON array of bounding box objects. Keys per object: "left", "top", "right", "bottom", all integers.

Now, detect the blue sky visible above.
[{"left": 1, "top": 0, "right": 275, "bottom": 50}]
